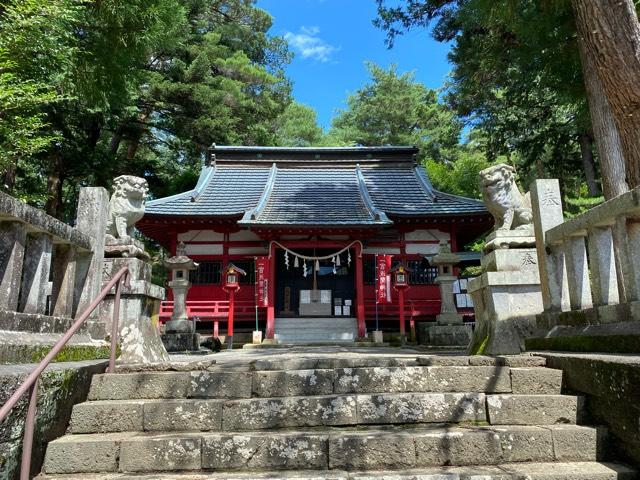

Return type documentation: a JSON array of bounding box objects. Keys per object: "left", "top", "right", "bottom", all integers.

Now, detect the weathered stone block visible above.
[
  {"left": 189, "top": 371, "right": 252, "bottom": 398},
  {"left": 497, "top": 355, "right": 547, "bottom": 367},
  {"left": 43, "top": 433, "right": 126, "bottom": 473},
  {"left": 253, "top": 369, "right": 334, "bottom": 397},
  {"left": 414, "top": 429, "right": 500, "bottom": 466},
  {"left": 425, "top": 324, "right": 472, "bottom": 346},
  {"left": 161, "top": 332, "right": 200, "bottom": 352},
  {"left": 143, "top": 399, "right": 222, "bottom": 432},
  {"left": 428, "top": 366, "right": 512, "bottom": 393},
  {"left": 202, "top": 432, "right": 328, "bottom": 471},
  {"left": 222, "top": 395, "right": 357, "bottom": 430},
  {"left": 334, "top": 366, "right": 429, "bottom": 394},
  {"left": 416, "top": 355, "right": 470, "bottom": 366},
  {"left": 70, "top": 400, "right": 143, "bottom": 433},
  {"left": 510, "top": 368, "right": 562, "bottom": 394},
  {"left": 548, "top": 424, "right": 605, "bottom": 461},
  {"left": 88, "top": 372, "right": 190, "bottom": 400},
  {"left": 490, "top": 425, "right": 554, "bottom": 462},
  {"left": 356, "top": 393, "right": 486, "bottom": 424},
  {"left": 486, "top": 394, "right": 580, "bottom": 425},
  {"left": 329, "top": 431, "right": 416, "bottom": 470},
  {"left": 118, "top": 434, "right": 202, "bottom": 471}
]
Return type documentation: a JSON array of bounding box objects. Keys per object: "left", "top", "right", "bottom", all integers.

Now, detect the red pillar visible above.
[
  {"left": 227, "top": 288, "right": 235, "bottom": 349},
  {"left": 266, "top": 242, "right": 276, "bottom": 339},
  {"left": 398, "top": 288, "right": 406, "bottom": 343},
  {"left": 355, "top": 242, "right": 366, "bottom": 338}
]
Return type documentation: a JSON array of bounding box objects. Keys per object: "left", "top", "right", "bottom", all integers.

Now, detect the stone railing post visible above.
[
  {"left": 623, "top": 219, "right": 640, "bottom": 302},
  {"left": 0, "top": 221, "right": 27, "bottom": 311},
  {"left": 563, "top": 236, "right": 593, "bottom": 310},
  {"left": 74, "top": 187, "right": 109, "bottom": 332},
  {"left": 587, "top": 225, "right": 620, "bottom": 306},
  {"left": 50, "top": 244, "right": 77, "bottom": 317},
  {"left": 530, "top": 179, "right": 570, "bottom": 312},
  {"left": 18, "top": 232, "right": 53, "bottom": 314}
]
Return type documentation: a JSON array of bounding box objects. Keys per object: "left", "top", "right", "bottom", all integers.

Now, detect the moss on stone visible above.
[
  {"left": 469, "top": 335, "right": 489, "bottom": 355},
  {"left": 525, "top": 335, "right": 640, "bottom": 353},
  {"left": 29, "top": 345, "right": 116, "bottom": 363}
]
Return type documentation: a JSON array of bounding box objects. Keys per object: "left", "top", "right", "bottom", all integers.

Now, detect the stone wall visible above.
[
  {"left": 539, "top": 352, "right": 640, "bottom": 466},
  {"left": 0, "top": 360, "right": 106, "bottom": 480}
]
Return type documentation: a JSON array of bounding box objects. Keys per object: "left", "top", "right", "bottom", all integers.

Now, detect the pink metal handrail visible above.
[{"left": 0, "top": 266, "right": 130, "bottom": 480}]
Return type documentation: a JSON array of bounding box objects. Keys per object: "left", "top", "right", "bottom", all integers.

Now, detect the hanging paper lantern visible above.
[{"left": 294, "top": 255, "right": 299, "bottom": 268}]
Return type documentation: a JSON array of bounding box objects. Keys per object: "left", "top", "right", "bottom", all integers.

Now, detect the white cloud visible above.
[{"left": 284, "top": 26, "right": 338, "bottom": 63}]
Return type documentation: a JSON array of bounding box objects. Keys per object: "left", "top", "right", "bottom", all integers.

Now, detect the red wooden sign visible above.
[
  {"left": 376, "top": 254, "right": 393, "bottom": 304},
  {"left": 255, "top": 257, "right": 270, "bottom": 307}
]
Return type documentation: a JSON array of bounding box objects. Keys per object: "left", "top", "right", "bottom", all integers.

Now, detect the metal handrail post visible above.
[
  {"left": 0, "top": 266, "right": 129, "bottom": 480},
  {"left": 19, "top": 379, "right": 38, "bottom": 480},
  {"left": 109, "top": 275, "right": 125, "bottom": 373}
]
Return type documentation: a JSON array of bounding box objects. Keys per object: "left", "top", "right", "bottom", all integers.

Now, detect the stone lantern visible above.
[
  {"left": 427, "top": 241, "right": 472, "bottom": 346},
  {"left": 161, "top": 242, "right": 199, "bottom": 351}
]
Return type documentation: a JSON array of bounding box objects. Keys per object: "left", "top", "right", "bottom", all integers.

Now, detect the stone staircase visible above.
[
  {"left": 38, "top": 355, "right": 637, "bottom": 479},
  {"left": 274, "top": 317, "right": 358, "bottom": 344}
]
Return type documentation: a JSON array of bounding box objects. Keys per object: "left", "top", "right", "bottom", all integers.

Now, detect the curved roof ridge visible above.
[
  {"left": 240, "top": 163, "right": 278, "bottom": 223},
  {"left": 355, "top": 164, "right": 391, "bottom": 224}
]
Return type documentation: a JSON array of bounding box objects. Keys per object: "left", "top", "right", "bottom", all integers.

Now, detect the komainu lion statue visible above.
[
  {"left": 106, "top": 175, "right": 149, "bottom": 242},
  {"left": 479, "top": 163, "right": 533, "bottom": 232}
]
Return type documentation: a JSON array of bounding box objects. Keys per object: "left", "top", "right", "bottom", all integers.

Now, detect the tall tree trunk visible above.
[
  {"left": 2, "top": 162, "right": 17, "bottom": 191},
  {"left": 572, "top": 0, "right": 640, "bottom": 189},
  {"left": 578, "top": 133, "right": 600, "bottom": 196},
  {"left": 575, "top": 30, "right": 629, "bottom": 200},
  {"left": 108, "top": 126, "right": 124, "bottom": 156},
  {"left": 45, "top": 152, "right": 64, "bottom": 218}
]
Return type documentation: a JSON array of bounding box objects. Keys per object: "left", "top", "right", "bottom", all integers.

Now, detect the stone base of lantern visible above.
[
  {"left": 425, "top": 323, "right": 472, "bottom": 347},
  {"left": 161, "top": 332, "right": 200, "bottom": 352}
]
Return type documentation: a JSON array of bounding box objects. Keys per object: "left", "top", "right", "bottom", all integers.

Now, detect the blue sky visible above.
[{"left": 256, "top": 0, "right": 453, "bottom": 130}]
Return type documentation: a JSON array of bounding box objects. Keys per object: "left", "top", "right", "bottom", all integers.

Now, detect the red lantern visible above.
[
  {"left": 222, "top": 263, "right": 246, "bottom": 349},
  {"left": 390, "top": 263, "right": 412, "bottom": 344}
]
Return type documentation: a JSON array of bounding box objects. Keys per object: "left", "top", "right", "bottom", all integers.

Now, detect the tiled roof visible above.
[{"left": 144, "top": 146, "right": 487, "bottom": 226}]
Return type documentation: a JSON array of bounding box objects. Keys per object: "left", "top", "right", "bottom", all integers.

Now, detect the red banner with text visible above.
[
  {"left": 255, "top": 257, "right": 270, "bottom": 307},
  {"left": 376, "top": 255, "right": 393, "bottom": 304}
]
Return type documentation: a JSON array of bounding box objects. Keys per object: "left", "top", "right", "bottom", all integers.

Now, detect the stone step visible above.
[
  {"left": 0, "top": 330, "right": 110, "bottom": 364},
  {"left": 86, "top": 365, "right": 563, "bottom": 401},
  {"left": 250, "top": 353, "right": 548, "bottom": 371},
  {"left": 70, "top": 392, "right": 581, "bottom": 433},
  {"left": 42, "top": 424, "right": 607, "bottom": 474},
  {"left": 34, "top": 461, "right": 640, "bottom": 480},
  {"left": 275, "top": 318, "right": 358, "bottom": 344}
]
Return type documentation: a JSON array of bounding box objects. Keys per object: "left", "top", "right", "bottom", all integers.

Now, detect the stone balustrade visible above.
[
  {"left": 0, "top": 189, "right": 108, "bottom": 336},
  {"left": 528, "top": 180, "right": 640, "bottom": 352}
]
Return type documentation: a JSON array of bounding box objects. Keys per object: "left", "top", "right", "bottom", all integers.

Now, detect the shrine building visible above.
[{"left": 137, "top": 145, "right": 492, "bottom": 342}]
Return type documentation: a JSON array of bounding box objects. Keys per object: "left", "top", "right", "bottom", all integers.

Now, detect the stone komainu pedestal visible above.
[
  {"left": 100, "top": 257, "right": 170, "bottom": 363},
  {"left": 467, "top": 231, "right": 543, "bottom": 355}
]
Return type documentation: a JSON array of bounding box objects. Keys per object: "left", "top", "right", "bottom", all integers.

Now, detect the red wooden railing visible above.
[{"left": 0, "top": 267, "right": 130, "bottom": 480}]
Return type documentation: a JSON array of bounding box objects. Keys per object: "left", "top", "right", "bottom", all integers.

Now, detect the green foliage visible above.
[
  {"left": 329, "top": 63, "right": 462, "bottom": 163},
  {"left": 425, "top": 148, "right": 492, "bottom": 198},
  {"left": 0, "top": 0, "right": 81, "bottom": 178},
  {"left": 375, "top": 0, "right": 600, "bottom": 200},
  {"left": 274, "top": 102, "right": 324, "bottom": 147},
  {"left": 1, "top": 0, "right": 293, "bottom": 217}
]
